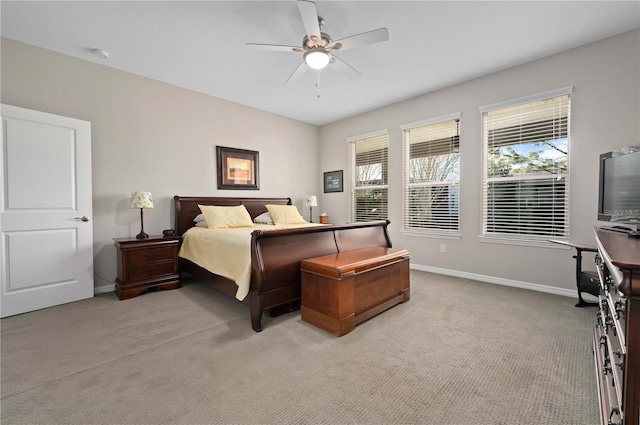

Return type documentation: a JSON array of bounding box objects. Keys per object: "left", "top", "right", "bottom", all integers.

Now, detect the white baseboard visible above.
[
  {"left": 410, "top": 263, "right": 579, "bottom": 299},
  {"left": 94, "top": 284, "right": 115, "bottom": 295}
]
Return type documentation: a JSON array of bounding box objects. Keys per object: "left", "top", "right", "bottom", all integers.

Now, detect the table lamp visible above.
[
  {"left": 130, "top": 191, "right": 153, "bottom": 239},
  {"left": 305, "top": 195, "right": 317, "bottom": 223}
]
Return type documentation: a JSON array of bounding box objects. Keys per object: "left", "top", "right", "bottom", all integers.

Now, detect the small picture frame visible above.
[
  {"left": 324, "top": 170, "right": 343, "bottom": 193},
  {"left": 216, "top": 146, "right": 260, "bottom": 190}
]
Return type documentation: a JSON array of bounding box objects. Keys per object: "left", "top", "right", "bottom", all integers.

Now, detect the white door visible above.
[{"left": 0, "top": 104, "right": 93, "bottom": 318}]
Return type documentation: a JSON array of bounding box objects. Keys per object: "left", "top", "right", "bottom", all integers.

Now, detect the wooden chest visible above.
[{"left": 300, "top": 246, "right": 410, "bottom": 336}]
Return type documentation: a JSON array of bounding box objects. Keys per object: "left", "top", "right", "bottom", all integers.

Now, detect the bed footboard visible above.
[{"left": 248, "top": 221, "right": 391, "bottom": 331}]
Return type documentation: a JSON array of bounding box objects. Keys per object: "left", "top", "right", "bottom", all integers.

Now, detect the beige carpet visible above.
[{"left": 1, "top": 270, "right": 598, "bottom": 425}]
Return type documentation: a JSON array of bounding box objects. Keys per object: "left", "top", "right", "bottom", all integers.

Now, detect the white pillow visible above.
[
  {"left": 198, "top": 204, "right": 255, "bottom": 229},
  {"left": 193, "top": 213, "right": 205, "bottom": 223},
  {"left": 253, "top": 211, "right": 274, "bottom": 225},
  {"left": 195, "top": 220, "right": 207, "bottom": 227},
  {"left": 265, "top": 204, "right": 307, "bottom": 225}
]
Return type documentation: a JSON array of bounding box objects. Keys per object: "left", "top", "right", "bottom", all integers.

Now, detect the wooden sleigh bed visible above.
[{"left": 174, "top": 196, "right": 393, "bottom": 332}]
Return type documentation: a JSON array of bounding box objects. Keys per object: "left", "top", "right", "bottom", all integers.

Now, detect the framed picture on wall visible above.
[
  {"left": 324, "top": 170, "right": 343, "bottom": 193},
  {"left": 216, "top": 146, "right": 260, "bottom": 190}
]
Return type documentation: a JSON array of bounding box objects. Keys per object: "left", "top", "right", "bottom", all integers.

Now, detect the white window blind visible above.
[
  {"left": 402, "top": 114, "right": 460, "bottom": 235},
  {"left": 481, "top": 89, "right": 571, "bottom": 242},
  {"left": 348, "top": 131, "right": 389, "bottom": 222}
]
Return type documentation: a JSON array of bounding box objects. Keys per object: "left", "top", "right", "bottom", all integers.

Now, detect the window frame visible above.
[
  {"left": 401, "top": 112, "right": 462, "bottom": 240},
  {"left": 478, "top": 86, "right": 573, "bottom": 247}
]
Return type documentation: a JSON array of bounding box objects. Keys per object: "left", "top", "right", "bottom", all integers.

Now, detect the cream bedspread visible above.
[{"left": 179, "top": 223, "right": 321, "bottom": 301}]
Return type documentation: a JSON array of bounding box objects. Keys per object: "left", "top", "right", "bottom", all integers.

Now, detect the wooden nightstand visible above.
[{"left": 114, "top": 235, "right": 181, "bottom": 300}]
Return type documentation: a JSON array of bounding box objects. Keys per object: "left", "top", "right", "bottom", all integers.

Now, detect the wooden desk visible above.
[{"left": 549, "top": 239, "right": 599, "bottom": 307}]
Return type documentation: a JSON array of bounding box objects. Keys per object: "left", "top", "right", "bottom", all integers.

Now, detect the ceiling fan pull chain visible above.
[{"left": 316, "top": 70, "right": 321, "bottom": 98}]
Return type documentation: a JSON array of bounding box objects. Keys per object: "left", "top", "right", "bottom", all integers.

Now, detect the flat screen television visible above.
[{"left": 598, "top": 145, "right": 640, "bottom": 236}]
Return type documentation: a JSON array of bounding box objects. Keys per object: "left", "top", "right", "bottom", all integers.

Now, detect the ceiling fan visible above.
[{"left": 246, "top": 0, "right": 389, "bottom": 83}]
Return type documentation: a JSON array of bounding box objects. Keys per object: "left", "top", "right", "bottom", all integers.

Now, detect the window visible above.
[
  {"left": 348, "top": 130, "right": 389, "bottom": 222},
  {"left": 480, "top": 87, "right": 572, "bottom": 245},
  {"left": 401, "top": 113, "right": 460, "bottom": 237}
]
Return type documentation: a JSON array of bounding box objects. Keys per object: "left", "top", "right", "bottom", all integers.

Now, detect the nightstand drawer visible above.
[
  {"left": 128, "top": 261, "right": 176, "bottom": 281},
  {"left": 127, "top": 246, "right": 175, "bottom": 266}
]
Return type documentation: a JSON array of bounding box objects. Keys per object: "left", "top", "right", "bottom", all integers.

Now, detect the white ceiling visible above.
[{"left": 2, "top": 1, "right": 639, "bottom": 126}]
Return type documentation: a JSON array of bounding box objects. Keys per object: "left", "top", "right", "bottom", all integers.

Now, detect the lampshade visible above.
[
  {"left": 130, "top": 192, "right": 154, "bottom": 209},
  {"left": 305, "top": 195, "right": 318, "bottom": 207},
  {"left": 304, "top": 49, "right": 330, "bottom": 70}
]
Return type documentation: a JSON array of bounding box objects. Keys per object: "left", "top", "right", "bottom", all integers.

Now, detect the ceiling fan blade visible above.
[
  {"left": 286, "top": 62, "right": 308, "bottom": 83},
  {"left": 328, "top": 28, "right": 389, "bottom": 51},
  {"left": 297, "top": 0, "right": 321, "bottom": 40},
  {"left": 330, "top": 55, "right": 361, "bottom": 80},
  {"left": 246, "top": 43, "right": 302, "bottom": 53}
]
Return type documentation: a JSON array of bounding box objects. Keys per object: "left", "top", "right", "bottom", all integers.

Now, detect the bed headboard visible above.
[{"left": 173, "top": 196, "right": 292, "bottom": 236}]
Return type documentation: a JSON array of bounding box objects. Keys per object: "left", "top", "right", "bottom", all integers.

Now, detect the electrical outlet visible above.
[{"left": 440, "top": 244, "right": 446, "bottom": 253}]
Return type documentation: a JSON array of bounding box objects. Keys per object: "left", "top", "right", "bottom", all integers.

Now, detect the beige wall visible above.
[
  {"left": 1, "top": 38, "right": 320, "bottom": 289},
  {"left": 2, "top": 29, "right": 639, "bottom": 295},
  {"left": 319, "top": 29, "right": 640, "bottom": 293}
]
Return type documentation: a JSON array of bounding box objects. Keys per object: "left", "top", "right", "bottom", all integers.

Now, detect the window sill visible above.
[
  {"left": 401, "top": 230, "right": 461, "bottom": 240},
  {"left": 478, "top": 235, "right": 569, "bottom": 249}
]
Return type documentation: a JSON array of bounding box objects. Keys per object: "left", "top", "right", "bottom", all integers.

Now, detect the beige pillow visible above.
[
  {"left": 265, "top": 204, "right": 307, "bottom": 225},
  {"left": 198, "top": 204, "right": 254, "bottom": 229}
]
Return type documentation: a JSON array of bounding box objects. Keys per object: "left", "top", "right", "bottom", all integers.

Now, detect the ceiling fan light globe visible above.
[{"left": 304, "top": 49, "right": 330, "bottom": 70}]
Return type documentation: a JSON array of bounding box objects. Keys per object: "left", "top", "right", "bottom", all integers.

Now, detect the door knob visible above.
[{"left": 75, "top": 216, "right": 90, "bottom": 222}]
